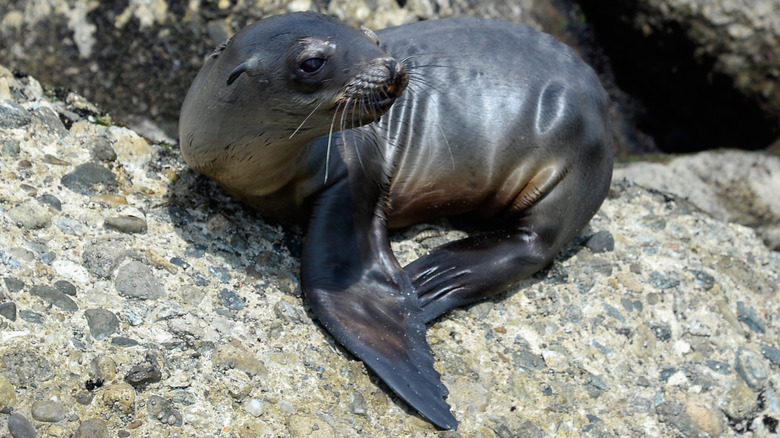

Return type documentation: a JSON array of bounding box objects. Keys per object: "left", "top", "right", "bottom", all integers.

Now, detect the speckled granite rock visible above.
[{"left": 1, "top": 65, "right": 779, "bottom": 436}]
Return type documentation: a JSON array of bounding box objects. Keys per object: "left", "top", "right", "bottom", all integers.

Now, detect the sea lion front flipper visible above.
[{"left": 301, "top": 181, "right": 457, "bottom": 430}]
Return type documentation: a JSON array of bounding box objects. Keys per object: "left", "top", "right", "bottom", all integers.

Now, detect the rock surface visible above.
[
  {"left": 615, "top": 151, "right": 780, "bottom": 251},
  {"left": 578, "top": 0, "right": 780, "bottom": 153},
  {"left": 2, "top": 66, "right": 780, "bottom": 436}
]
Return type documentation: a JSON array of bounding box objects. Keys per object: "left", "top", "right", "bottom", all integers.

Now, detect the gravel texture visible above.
[{"left": 1, "top": 65, "right": 780, "bottom": 437}]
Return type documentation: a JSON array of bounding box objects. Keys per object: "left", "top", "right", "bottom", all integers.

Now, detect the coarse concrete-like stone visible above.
[{"left": 1, "top": 64, "right": 779, "bottom": 437}]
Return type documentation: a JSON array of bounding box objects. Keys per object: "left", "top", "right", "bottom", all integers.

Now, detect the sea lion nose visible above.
[{"left": 384, "top": 60, "right": 398, "bottom": 80}]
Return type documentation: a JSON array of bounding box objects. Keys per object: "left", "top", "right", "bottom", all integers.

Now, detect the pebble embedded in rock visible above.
[
  {"left": 102, "top": 383, "right": 136, "bottom": 414},
  {"left": 104, "top": 215, "right": 147, "bottom": 234},
  {"left": 60, "top": 162, "right": 118, "bottom": 196},
  {"left": 649, "top": 271, "right": 680, "bottom": 290},
  {"left": 75, "top": 391, "right": 94, "bottom": 405},
  {"left": 585, "top": 230, "right": 615, "bottom": 253},
  {"left": 7, "top": 411, "right": 37, "bottom": 438},
  {"left": 74, "top": 418, "right": 109, "bottom": 438},
  {"left": 82, "top": 242, "right": 127, "bottom": 279},
  {"left": 29, "top": 285, "right": 78, "bottom": 311},
  {"left": 348, "top": 392, "right": 368, "bottom": 415},
  {"left": 90, "top": 138, "right": 117, "bottom": 162},
  {"left": 0, "top": 100, "right": 31, "bottom": 128},
  {"left": 19, "top": 310, "right": 43, "bottom": 323},
  {"left": 84, "top": 308, "right": 120, "bottom": 340},
  {"left": 54, "top": 280, "right": 77, "bottom": 296},
  {"left": 511, "top": 349, "right": 547, "bottom": 371},
  {"left": 91, "top": 356, "right": 117, "bottom": 382},
  {"left": 3, "top": 277, "right": 25, "bottom": 292},
  {"left": 0, "top": 373, "right": 17, "bottom": 409},
  {"left": 7, "top": 202, "right": 52, "bottom": 229},
  {"left": 689, "top": 269, "right": 715, "bottom": 290},
  {"left": 736, "top": 301, "right": 766, "bottom": 333},
  {"left": 31, "top": 399, "right": 66, "bottom": 422},
  {"left": 115, "top": 261, "right": 165, "bottom": 300},
  {"left": 124, "top": 363, "right": 162, "bottom": 389},
  {"left": 761, "top": 345, "right": 780, "bottom": 366},
  {"left": 735, "top": 347, "right": 769, "bottom": 390},
  {"left": 244, "top": 398, "right": 264, "bottom": 417},
  {"left": 218, "top": 288, "right": 244, "bottom": 310},
  {"left": 720, "top": 383, "right": 758, "bottom": 421},
  {"left": 147, "top": 395, "right": 182, "bottom": 426},
  {"left": 0, "top": 301, "right": 17, "bottom": 321},
  {"left": 273, "top": 299, "right": 304, "bottom": 323},
  {"left": 39, "top": 194, "right": 62, "bottom": 211},
  {"left": 111, "top": 337, "right": 139, "bottom": 347},
  {"left": 655, "top": 401, "right": 705, "bottom": 437},
  {"left": 212, "top": 344, "right": 268, "bottom": 378}
]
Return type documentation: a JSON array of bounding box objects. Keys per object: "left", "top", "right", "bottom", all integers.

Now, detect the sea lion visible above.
[{"left": 179, "top": 12, "right": 613, "bottom": 430}]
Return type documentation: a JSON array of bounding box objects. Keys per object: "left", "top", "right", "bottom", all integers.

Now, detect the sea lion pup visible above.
[{"left": 179, "top": 11, "right": 613, "bottom": 430}]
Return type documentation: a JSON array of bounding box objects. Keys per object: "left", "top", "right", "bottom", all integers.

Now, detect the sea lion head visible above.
[{"left": 219, "top": 12, "right": 408, "bottom": 135}]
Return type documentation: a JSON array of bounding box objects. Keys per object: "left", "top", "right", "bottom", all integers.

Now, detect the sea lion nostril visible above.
[{"left": 385, "top": 60, "right": 397, "bottom": 80}]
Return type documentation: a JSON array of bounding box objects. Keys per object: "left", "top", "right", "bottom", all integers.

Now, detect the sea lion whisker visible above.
[
  {"left": 290, "top": 99, "right": 326, "bottom": 139},
  {"left": 324, "top": 99, "right": 347, "bottom": 185},
  {"left": 406, "top": 74, "right": 466, "bottom": 105}
]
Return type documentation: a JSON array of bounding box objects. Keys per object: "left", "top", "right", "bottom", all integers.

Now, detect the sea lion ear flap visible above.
[
  {"left": 226, "top": 58, "right": 261, "bottom": 85},
  {"left": 360, "top": 25, "right": 380, "bottom": 46},
  {"left": 227, "top": 62, "right": 250, "bottom": 85}
]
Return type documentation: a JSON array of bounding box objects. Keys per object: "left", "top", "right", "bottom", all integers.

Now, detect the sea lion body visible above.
[{"left": 180, "top": 12, "right": 613, "bottom": 430}]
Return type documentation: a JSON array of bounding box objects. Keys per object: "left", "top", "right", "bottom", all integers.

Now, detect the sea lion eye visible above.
[{"left": 300, "top": 57, "right": 326, "bottom": 74}]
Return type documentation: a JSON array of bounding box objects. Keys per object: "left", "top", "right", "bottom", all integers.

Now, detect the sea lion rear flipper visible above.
[
  {"left": 302, "top": 182, "right": 457, "bottom": 430},
  {"left": 406, "top": 226, "right": 560, "bottom": 323}
]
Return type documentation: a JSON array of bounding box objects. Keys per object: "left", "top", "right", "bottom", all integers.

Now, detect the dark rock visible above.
[
  {"left": 218, "top": 288, "right": 244, "bottom": 311},
  {"left": 0, "top": 302, "right": 17, "bottom": 321},
  {"left": 3, "top": 277, "right": 24, "bottom": 293},
  {"left": 585, "top": 230, "right": 615, "bottom": 253},
  {"left": 29, "top": 285, "right": 78, "bottom": 311},
  {"left": 649, "top": 271, "right": 680, "bottom": 290},
  {"left": 54, "top": 280, "right": 77, "bottom": 296},
  {"left": 0, "top": 100, "right": 31, "bottom": 128},
  {"left": 84, "top": 308, "right": 120, "bottom": 341},
  {"left": 7, "top": 412, "right": 38, "bottom": 438},
  {"left": 90, "top": 138, "right": 117, "bottom": 162},
  {"left": 510, "top": 349, "right": 546, "bottom": 372},
  {"left": 19, "top": 310, "right": 43, "bottom": 323},
  {"left": 737, "top": 301, "right": 766, "bottom": 334},
  {"left": 60, "top": 163, "right": 118, "bottom": 196},
  {"left": 111, "top": 337, "right": 140, "bottom": 347},
  {"left": 760, "top": 345, "right": 780, "bottom": 366},
  {"left": 39, "top": 194, "right": 62, "bottom": 211},
  {"left": 124, "top": 364, "right": 162, "bottom": 390}
]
